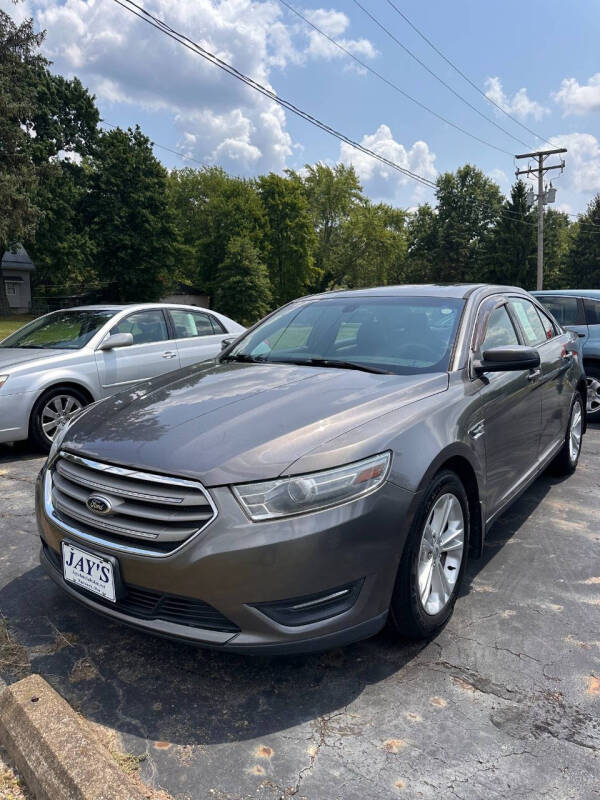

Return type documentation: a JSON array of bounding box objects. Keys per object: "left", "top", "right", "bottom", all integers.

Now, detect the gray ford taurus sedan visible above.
[{"left": 36, "top": 284, "right": 586, "bottom": 653}]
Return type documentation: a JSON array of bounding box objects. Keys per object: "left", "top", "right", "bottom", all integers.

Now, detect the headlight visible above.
[
  {"left": 0, "top": 375, "right": 8, "bottom": 389},
  {"left": 233, "top": 452, "right": 391, "bottom": 521}
]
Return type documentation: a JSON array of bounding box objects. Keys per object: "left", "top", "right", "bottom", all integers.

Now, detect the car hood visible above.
[
  {"left": 0, "top": 348, "right": 69, "bottom": 370},
  {"left": 64, "top": 361, "right": 448, "bottom": 485}
]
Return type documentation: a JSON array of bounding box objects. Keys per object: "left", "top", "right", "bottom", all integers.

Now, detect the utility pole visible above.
[{"left": 515, "top": 148, "right": 566, "bottom": 290}]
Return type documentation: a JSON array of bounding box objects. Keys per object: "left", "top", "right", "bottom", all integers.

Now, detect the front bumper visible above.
[
  {"left": 0, "top": 392, "right": 33, "bottom": 443},
  {"left": 36, "top": 466, "right": 418, "bottom": 654}
]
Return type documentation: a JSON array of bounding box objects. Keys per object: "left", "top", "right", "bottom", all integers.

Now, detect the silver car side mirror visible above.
[{"left": 98, "top": 332, "right": 134, "bottom": 351}]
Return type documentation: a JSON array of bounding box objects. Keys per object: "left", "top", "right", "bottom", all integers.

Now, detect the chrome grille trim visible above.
[{"left": 44, "top": 451, "right": 218, "bottom": 558}]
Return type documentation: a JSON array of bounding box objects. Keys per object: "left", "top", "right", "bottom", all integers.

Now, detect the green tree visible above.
[
  {"left": 543, "top": 209, "right": 572, "bottom": 289},
  {"left": 0, "top": 8, "right": 45, "bottom": 313},
  {"left": 258, "top": 173, "right": 316, "bottom": 306},
  {"left": 482, "top": 180, "right": 536, "bottom": 288},
  {"left": 291, "top": 163, "right": 363, "bottom": 291},
  {"left": 567, "top": 194, "right": 600, "bottom": 288},
  {"left": 24, "top": 72, "right": 100, "bottom": 288},
  {"left": 404, "top": 204, "right": 440, "bottom": 283},
  {"left": 86, "top": 126, "right": 176, "bottom": 301},
  {"left": 334, "top": 202, "right": 406, "bottom": 288},
  {"left": 167, "top": 167, "right": 265, "bottom": 300},
  {"left": 213, "top": 235, "right": 272, "bottom": 326},
  {"left": 435, "top": 164, "right": 503, "bottom": 282}
]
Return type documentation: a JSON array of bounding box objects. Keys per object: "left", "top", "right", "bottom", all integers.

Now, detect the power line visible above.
[
  {"left": 110, "top": 0, "right": 436, "bottom": 189},
  {"left": 100, "top": 120, "right": 210, "bottom": 167},
  {"left": 347, "top": 0, "right": 531, "bottom": 150},
  {"left": 278, "top": 0, "right": 514, "bottom": 156},
  {"left": 382, "top": 0, "right": 556, "bottom": 149}
]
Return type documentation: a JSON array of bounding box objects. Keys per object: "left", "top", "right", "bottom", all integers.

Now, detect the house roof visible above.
[{"left": 1, "top": 246, "right": 35, "bottom": 272}]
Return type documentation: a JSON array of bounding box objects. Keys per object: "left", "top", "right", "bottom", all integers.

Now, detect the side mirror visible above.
[
  {"left": 474, "top": 345, "right": 540, "bottom": 374},
  {"left": 98, "top": 332, "right": 134, "bottom": 351},
  {"left": 221, "top": 337, "right": 235, "bottom": 351}
]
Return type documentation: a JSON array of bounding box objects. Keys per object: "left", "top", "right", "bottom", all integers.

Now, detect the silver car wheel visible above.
[
  {"left": 41, "top": 394, "right": 83, "bottom": 441},
  {"left": 586, "top": 377, "right": 600, "bottom": 417},
  {"left": 568, "top": 400, "right": 583, "bottom": 463},
  {"left": 417, "top": 492, "right": 465, "bottom": 616}
]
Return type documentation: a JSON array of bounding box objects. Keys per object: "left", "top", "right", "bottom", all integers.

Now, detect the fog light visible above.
[{"left": 252, "top": 579, "right": 364, "bottom": 626}]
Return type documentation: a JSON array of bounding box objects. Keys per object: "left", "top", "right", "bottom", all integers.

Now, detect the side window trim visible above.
[
  {"left": 472, "top": 296, "right": 522, "bottom": 353},
  {"left": 167, "top": 308, "right": 221, "bottom": 340}
]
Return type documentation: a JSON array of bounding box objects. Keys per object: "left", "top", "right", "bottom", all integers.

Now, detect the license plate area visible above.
[{"left": 61, "top": 541, "right": 119, "bottom": 603}]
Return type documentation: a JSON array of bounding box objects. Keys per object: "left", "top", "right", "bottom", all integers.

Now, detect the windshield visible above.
[
  {"left": 0, "top": 310, "right": 115, "bottom": 350},
  {"left": 227, "top": 296, "right": 464, "bottom": 375}
]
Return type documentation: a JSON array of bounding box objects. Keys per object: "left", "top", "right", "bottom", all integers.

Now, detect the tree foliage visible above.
[
  {"left": 213, "top": 235, "right": 272, "bottom": 326},
  {"left": 85, "top": 126, "right": 176, "bottom": 302},
  {"left": 258, "top": 173, "right": 316, "bottom": 306},
  {"left": 483, "top": 180, "right": 536, "bottom": 288},
  {"left": 567, "top": 195, "right": 600, "bottom": 288}
]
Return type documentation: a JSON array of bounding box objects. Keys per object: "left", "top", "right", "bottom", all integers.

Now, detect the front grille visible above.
[
  {"left": 50, "top": 452, "right": 217, "bottom": 555},
  {"left": 43, "top": 543, "right": 239, "bottom": 633}
]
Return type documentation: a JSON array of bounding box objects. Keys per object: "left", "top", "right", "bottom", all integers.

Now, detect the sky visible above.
[{"left": 7, "top": 0, "right": 600, "bottom": 216}]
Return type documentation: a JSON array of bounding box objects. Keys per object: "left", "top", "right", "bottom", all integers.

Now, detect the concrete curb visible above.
[{"left": 0, "top": 674, "right": 146, "bottom": 800}]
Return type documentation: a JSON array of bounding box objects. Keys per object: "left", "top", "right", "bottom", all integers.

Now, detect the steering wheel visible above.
[{"left": 396, "top": 342, "right": 439, "bottom": 362}]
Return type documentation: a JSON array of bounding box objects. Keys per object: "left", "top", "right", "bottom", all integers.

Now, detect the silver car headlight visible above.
[{"left": 233, "top": 452, "right": 391, "bottom": 521}]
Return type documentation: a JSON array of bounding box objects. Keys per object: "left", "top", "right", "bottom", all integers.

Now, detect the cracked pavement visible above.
[{"left": 0, "top": 427, "right": 599, "bottom": 800}]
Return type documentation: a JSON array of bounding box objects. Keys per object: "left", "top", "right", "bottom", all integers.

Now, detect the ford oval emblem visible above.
[{"left": 86, "top": 495, "right": 112, "bottom": 516}]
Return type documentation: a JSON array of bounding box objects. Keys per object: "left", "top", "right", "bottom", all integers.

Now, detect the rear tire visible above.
[
  {"left": 585, "top": 365, "right": 600, "bottom": 421},
  {"left": 550, "top": 392, "right": 584, "bottom": 476},
  {"left": 389, "top": 470, "right": 470, "bottom": 639},
  {"left": 29, "top": 386, "right": 89, "bottom": 453}
]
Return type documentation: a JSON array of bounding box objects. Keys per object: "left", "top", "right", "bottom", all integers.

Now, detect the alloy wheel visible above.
[
  {"left": 41, "top": 394, "right": 83, "bottom": 442},
  {"left": 568, "top": 400, "right": 583, "bottom": 463},
  {"left": 586, "top": 376, "right": 600, "bottom": 417},
  {"left": 417, "top": 492, "right": 465, "bottom": 616}
]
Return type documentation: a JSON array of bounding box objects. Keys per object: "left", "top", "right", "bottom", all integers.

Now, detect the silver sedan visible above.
[{"left": 0, "top": 303, "right": 244, "bottom": 450}]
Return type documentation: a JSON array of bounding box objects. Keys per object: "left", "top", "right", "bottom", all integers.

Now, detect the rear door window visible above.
[
  {"left": 538, "top": 296, "right": 581, "bottom": 326},
  {"left": 169, "top": 309, "right": 219, "bottom": 338},
  {"left": 509, "top": 298, "right": 547, "bottom": 347},
  {"left": 584, "top": 299, "right": 600, "bottom": 325}
]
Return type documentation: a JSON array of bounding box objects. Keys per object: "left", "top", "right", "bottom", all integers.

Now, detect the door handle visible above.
[
  {"left": 527, "top": 368, "right": 541, "bottom": 381},
  {"left": 162, "top": 351, "right": 177, "bottom": 359}
]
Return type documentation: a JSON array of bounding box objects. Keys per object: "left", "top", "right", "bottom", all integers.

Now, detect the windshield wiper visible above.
[
  {"left": 222, "top": 353, "right": 267, "bottom": 363},
  {"left": 280, "top": 358, "right": 392, "bottom": 374}
]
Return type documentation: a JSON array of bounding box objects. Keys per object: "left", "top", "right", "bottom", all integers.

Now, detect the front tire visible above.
[
  {"left": 29, "top": 387, "right": 88, "bottom": 453},
  {"left": 550, "top": 392, "right": 584, "bottom": 476},
  {"left": 389, "top": 470, "right": 470, "bottom": 639}
]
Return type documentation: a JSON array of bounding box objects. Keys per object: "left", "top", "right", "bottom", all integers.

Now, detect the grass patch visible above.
[
  {"left": 0, "top": 616, "right": 30, "bottom": 682},
  {"left": 0, "top": 316, "right": 36, "bottom": 341}
]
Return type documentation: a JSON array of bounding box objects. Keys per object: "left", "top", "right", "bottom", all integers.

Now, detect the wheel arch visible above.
[
  {"left": 415, "top": 445, "right": 484, "bottom": 559},
  {"left": 29, "top": 381, "right": 96, "bottom": 426}
]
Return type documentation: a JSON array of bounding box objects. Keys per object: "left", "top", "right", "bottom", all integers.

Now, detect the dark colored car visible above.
[
  {"left": 36, "top": 285, "right": 586, "bottom": 654},
  {"left": 533, "top": 290, "right": 600, "bottom": 420}
]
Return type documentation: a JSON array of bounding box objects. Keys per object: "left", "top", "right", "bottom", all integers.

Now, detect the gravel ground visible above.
[{"left": 0, "top": 426, "right": 598, "bottom": 800}]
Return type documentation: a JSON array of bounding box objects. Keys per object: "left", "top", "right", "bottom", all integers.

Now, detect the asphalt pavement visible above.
[{"left": 0, "top": 427, "right": 598, "bottom": 799}]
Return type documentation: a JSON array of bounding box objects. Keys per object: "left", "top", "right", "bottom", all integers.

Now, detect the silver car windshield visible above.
[
  {"left": 0, "top": 310, "right": 115, "bottom": 350},
  {"left": 227, "top": 296, "right": 465, "bottom": 375}
]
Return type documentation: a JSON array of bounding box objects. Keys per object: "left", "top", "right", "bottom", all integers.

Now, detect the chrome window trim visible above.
[{"left": 44, "top": 451, "right": 218, "bottom": 559}]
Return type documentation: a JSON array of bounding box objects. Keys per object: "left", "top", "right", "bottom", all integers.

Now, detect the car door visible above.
[
  {"left": 167, "top": 308, "right": 228, "bottom": 368},
  {"left": 95, "top": 309, "right": 180, "bottom": 393},
  {"left": 475, "top": 300, "right": 542, "bottom": 518},
  {"left": 509, "top": 296, "right": 572, "bottom": 457}
]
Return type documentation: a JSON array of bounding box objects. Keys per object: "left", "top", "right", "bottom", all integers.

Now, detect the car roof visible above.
[
  {"left": 47, "top": 303, "right": 220, "bottom": 313},
  {"left": 532, "top": 289, "right": 600, "bottom": 300},
  {"left": 300, "top": 284, "right": 528, "bottom": 301}
]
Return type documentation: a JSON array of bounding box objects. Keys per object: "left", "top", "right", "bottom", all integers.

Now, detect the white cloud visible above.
[
  {"left": 338, "top": 124, "right": 436, "bottom": 204},
  {"left": 302, "top": 8, "right": 377, "bottom": 62},
  {"left": 14, "top": 0, "right": 374, "bottom": 175},
  {"left": 545, "top": 133, "right": 600, "bottom": 195},
  {"left": 484, "top": 77, "right": 549, "bottom": 121},
  {"left": 553, "top": 73, "right": 600, "bottom": 116}
]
